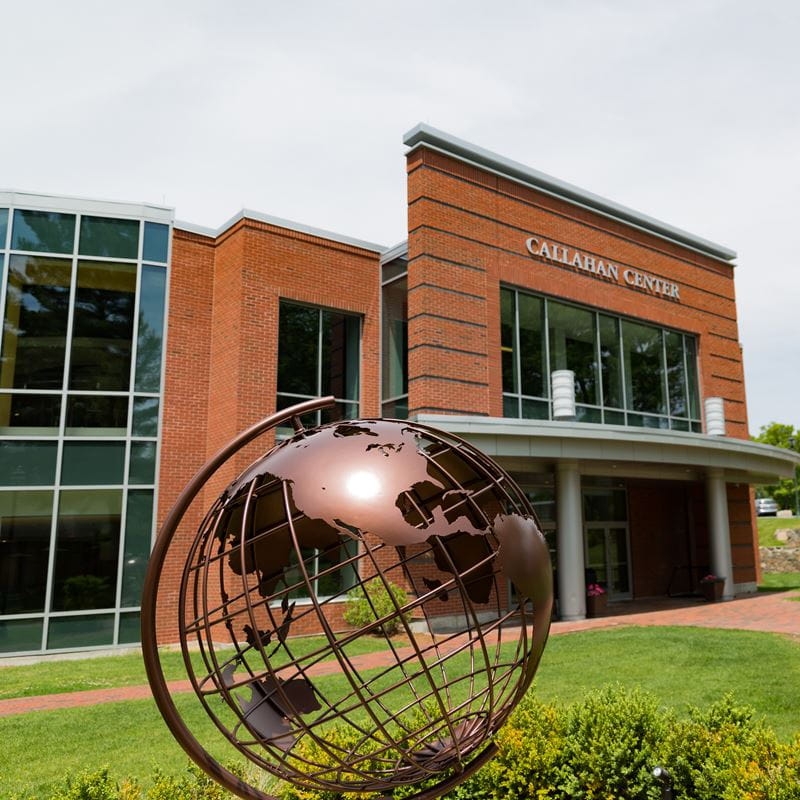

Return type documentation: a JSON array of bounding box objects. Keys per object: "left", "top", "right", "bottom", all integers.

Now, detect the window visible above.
[
  {"left": 501, "top": 287, "right": 701, "bottom": 430},
  {"left": 11, "top": 210, "right": 75, "bottom": 254},
  {"left": 501, "top": 290, "right": 548, "bottom": 419},
  {"left": 381, "top": 272, "right": 408, "bottom": 418},
  {"left": 277, "top": 301, "right": 360, "bottom": 426},
  {"left": 69, "top": 261, "right": 137, "bottom": 391},
  {"left": 0, "top": 256, "right": 72, "bottom": 389}
]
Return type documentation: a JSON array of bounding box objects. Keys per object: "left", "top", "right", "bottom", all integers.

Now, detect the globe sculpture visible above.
[{"left": 142, "top": 396, "right": 553, "bottom": 800}]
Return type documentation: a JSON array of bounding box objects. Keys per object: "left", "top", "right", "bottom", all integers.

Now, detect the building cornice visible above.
[
  {"left": 403, "top": 123, "right": 736, "bottom": 264},
  {"left": 0, "top": 189, "right": 173, "bottom": 223}
]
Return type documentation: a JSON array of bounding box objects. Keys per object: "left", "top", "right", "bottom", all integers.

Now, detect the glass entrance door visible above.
[{"left": 584, "top": 524, "right": 632, "bottom": 600}]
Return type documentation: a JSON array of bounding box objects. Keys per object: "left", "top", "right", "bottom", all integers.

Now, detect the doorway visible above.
[
  {"left": 584, "top": 524, "right": 632, "bottom": 600},
  {"left": 583, "top": 487, "right": 632, "bottom": 601}
]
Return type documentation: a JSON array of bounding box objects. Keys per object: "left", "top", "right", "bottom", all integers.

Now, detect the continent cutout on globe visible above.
[{"left": 223, "top": 420, "right": 522, "bottom": 607}]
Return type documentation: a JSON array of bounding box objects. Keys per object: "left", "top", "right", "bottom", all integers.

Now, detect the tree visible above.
[{"left": 753, "top": 422, "right": 800, "bottom": 512}]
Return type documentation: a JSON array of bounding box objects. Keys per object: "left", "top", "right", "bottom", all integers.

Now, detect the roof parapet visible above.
[
  {"left": 175, "top": 209, "right": 386, "bottom": 253},
  {"left": 403, "top": 123, "right": 736, "bottom": 263}
]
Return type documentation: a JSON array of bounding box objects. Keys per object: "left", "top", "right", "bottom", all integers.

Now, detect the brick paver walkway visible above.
[{"left": 1, "top": 589, "right": 797, "bottom": 718}]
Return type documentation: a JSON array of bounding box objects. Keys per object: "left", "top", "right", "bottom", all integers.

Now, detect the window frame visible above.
[
  {"left": 276, "top": 299, "right": 362, "bottom": 427},
  {"left": 380, "top": 265, "right": 409, "bottom": 419},
  {"left": 500, "top": 285, "right": 702, "bottom": 431}
]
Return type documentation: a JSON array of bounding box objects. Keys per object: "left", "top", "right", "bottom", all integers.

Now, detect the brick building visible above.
[{"left": 1, "top": 126, "right": 797, "bottom": 654}]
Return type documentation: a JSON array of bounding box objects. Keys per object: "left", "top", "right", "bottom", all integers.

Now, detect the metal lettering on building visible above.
[{"left": 524, "top": 236, "right": 681, "bottom": 301}]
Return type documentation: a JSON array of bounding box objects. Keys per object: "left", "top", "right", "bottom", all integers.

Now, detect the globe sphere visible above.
[{"left": 145, "top": 413, "right": 552, "bottom": 800}]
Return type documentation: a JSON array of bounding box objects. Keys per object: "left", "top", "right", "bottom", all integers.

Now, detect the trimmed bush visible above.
[
  {"left": 343, "top": 578, "right": 409, "bottom": 636},
  {"left": 277, "top": 685, "right": 800, "bottom": 800},
  {"left": 31, "top": 688, "right": 800, "bottom": 799}
]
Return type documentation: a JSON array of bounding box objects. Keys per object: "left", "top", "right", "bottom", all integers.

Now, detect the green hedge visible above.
[
  {"left": 22, "top": 687, "right": 800, "bottom": 800},
  {"left": 281, "top": 686, "right": 800, "bottom": 800}
]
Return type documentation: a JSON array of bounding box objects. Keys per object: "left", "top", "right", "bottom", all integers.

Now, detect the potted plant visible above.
[
  {"left": 586, "top": 583, "right": 607, "bottom": 617},
  {"left": 699, "top": 574, "right": 725, "bottom": 602}
]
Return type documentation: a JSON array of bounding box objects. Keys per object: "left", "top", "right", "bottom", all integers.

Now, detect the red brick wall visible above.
[
  {"left": 156, "top": 230, "right": 214, "bottom": 642},
  {"left": 406, "top": 147, "right": 749, "bottom": 437},
  {"left": 155, "top": 221, "right": 381, "bottom": 644}
]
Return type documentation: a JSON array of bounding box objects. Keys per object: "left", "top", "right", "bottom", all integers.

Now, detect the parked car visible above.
[{"left": 756, "top": 497, "right": 779, "bottom": 516}]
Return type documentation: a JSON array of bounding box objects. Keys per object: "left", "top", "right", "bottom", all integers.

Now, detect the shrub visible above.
[
  {"left": 41, "top": 763, "right": 246, "bottom": 800},
  {"left": 660, "top": 695, "right": 800, "bottom": 800},
  {"left": 47, "top": 768, "right": 140, "bottom": 800},
  {"left": 275, "top": 686, "right": 800, "bottom": 800},
  {"left": 343, "top": 578, "right": 409, "bottom": 636},
  {"left": 38, "top": 690, "right": 800, "bottom": 800},
  {"left": 555, "top": 685, "right": 666, "bottom": 798}
]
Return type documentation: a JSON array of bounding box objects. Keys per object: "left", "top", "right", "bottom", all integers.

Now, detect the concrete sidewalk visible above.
[{"left": 1, "top": 589, "right": 797, "bottom": 718}]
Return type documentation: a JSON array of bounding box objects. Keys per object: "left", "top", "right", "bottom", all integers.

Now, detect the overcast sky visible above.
[{"left": 1, "top": 0, "right": 797, "bottom": 435}]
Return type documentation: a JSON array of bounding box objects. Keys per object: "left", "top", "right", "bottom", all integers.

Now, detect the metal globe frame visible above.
[{"left": 142, "top": 396, "right": 553, "bottom": 800}]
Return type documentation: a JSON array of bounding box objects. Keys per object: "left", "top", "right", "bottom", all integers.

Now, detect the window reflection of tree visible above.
[
  {"left": 1, "top": 257, "right": 71, "bottom": 389},
  {"left": 134, "top": 317, "right": 162, "bottom": 391},
  {"left": 69, "top": 264, "right": 136, "bottom": 392},
  {"left": 12, "top": 211, "right": 75, "bottom": 254}
]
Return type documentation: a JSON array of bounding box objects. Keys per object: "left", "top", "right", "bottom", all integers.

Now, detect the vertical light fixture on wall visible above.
[
  {"left": 704, "top": 396, "right": 726, "bottom": 435},
  {"left": 552, "top": 370, "right": 576, "bottom": 420}
]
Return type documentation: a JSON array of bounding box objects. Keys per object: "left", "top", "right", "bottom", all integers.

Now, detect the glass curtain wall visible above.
[
  {"left": 0, "top": 205, "right": 170, "bottom": 654},
  {"left": 501, "top": 287, "right": 702, "bottom": 431}
]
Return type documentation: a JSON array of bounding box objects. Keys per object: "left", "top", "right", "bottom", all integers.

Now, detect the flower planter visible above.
[
  {"left": 700, "top": 579, "right": 724, "bottom": 602},
  {"left": 586, "top": 593, "right": 608, "bottom": 617}
]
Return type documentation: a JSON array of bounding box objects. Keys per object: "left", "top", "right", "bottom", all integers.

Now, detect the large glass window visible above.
[
  {"left": 622, "top": 320, "right": 665, "bottom": 418},
  {"left": 0, "top": 393, "right": 60, "bottom": 435},
  {"left": 69, "top": 261, "right": 137, "bottom": 391},
  {"left": 79, "top": 216, "right": 140, "bottom": 260},
  {"left": 501, "top": 287, "right": 701, "bottom": 430},
  {"left": 0, "top": 441, "right": 57, "bottom": 486},
  {"left": 65, "top": 395, "right": 128, "bottom": 436},
  {"left": 11, "top": 210, "right": 75, "bottom": 254},
  {"left": 0, "top": 256, "right": 72, "bottom": 389},
  {"left": 0, "top": 202, "right": 170, "bottom": 653},
  {"left": 143, "top": 222, "right": 169, "bottom": 263},
  {"left": 121, "top": 490, "right": 153, "bottom": 607},
  {"left": 501, "top": 289, "right": 548, "bottom": 419},
  {"left": 277, "top": 301, "right": 360, "bottom": 425},
  {"left": 51, "top": 490, "right": 122, "bottom": 612},
  {"left": 134, "top": 266, "right": 167, "bottom": 392},
  {"left": 0, "top": 491, "right": 53, "bottom": 614},
  {"left": 548, "top": 300, "right": 598, "bottom": 414},
  {"left": 381, "top": 274, "right": 408, "bottom": 418}
]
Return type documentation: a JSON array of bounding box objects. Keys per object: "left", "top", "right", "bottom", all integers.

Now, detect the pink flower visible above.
[{"left": 586, "top": 583, "right": 606, "bottom": 597}]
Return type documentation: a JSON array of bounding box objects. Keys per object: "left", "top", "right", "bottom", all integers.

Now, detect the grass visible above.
[
  {"left": 0, "top": 634, "right": 398, "bottom": 701},
  {"left": 758, "top": 571, "right": 800, "bottom": 594},
  {"left": 1, "top": 626, "right": 799, "bottom": 798},
  {"left": 758, "top": 515, "right": 800, "bottom": 547}
]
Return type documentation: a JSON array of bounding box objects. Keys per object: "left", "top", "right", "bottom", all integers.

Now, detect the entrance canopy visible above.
[{"left": 415, "top": 415, "right": 800, "bottom": 484}]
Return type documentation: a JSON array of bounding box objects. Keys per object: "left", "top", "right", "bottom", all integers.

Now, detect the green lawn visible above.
[
  {"left": 759, "top": 571, "right": 800, "bottom": 594},
  {"left": 758, "top": 515, "right": 800, "bottom": 547},
  {"left": 0, "top": 634, "right": 398, "bottom": 701},
  {"left": 1, "top": 626, "right": 799, "bottom": 798}
]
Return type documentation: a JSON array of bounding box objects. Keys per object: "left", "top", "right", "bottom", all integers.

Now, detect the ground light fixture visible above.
[{"left": 141, "top": 396, "right": 554, "bottom": 800}]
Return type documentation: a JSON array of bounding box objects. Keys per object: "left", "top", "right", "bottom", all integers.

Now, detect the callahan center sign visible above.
[{"left": 525, "top": 236, "right": 681, "bottom": 301}]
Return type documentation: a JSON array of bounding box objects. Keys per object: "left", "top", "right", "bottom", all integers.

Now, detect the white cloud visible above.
[{"left": 0, "top": 0, "right": 797, "bottom": 433}]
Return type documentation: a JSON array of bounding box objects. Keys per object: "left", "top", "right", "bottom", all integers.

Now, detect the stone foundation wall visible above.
[{"left": 760, "top": 546, "right": 800, "bottom": 573}]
